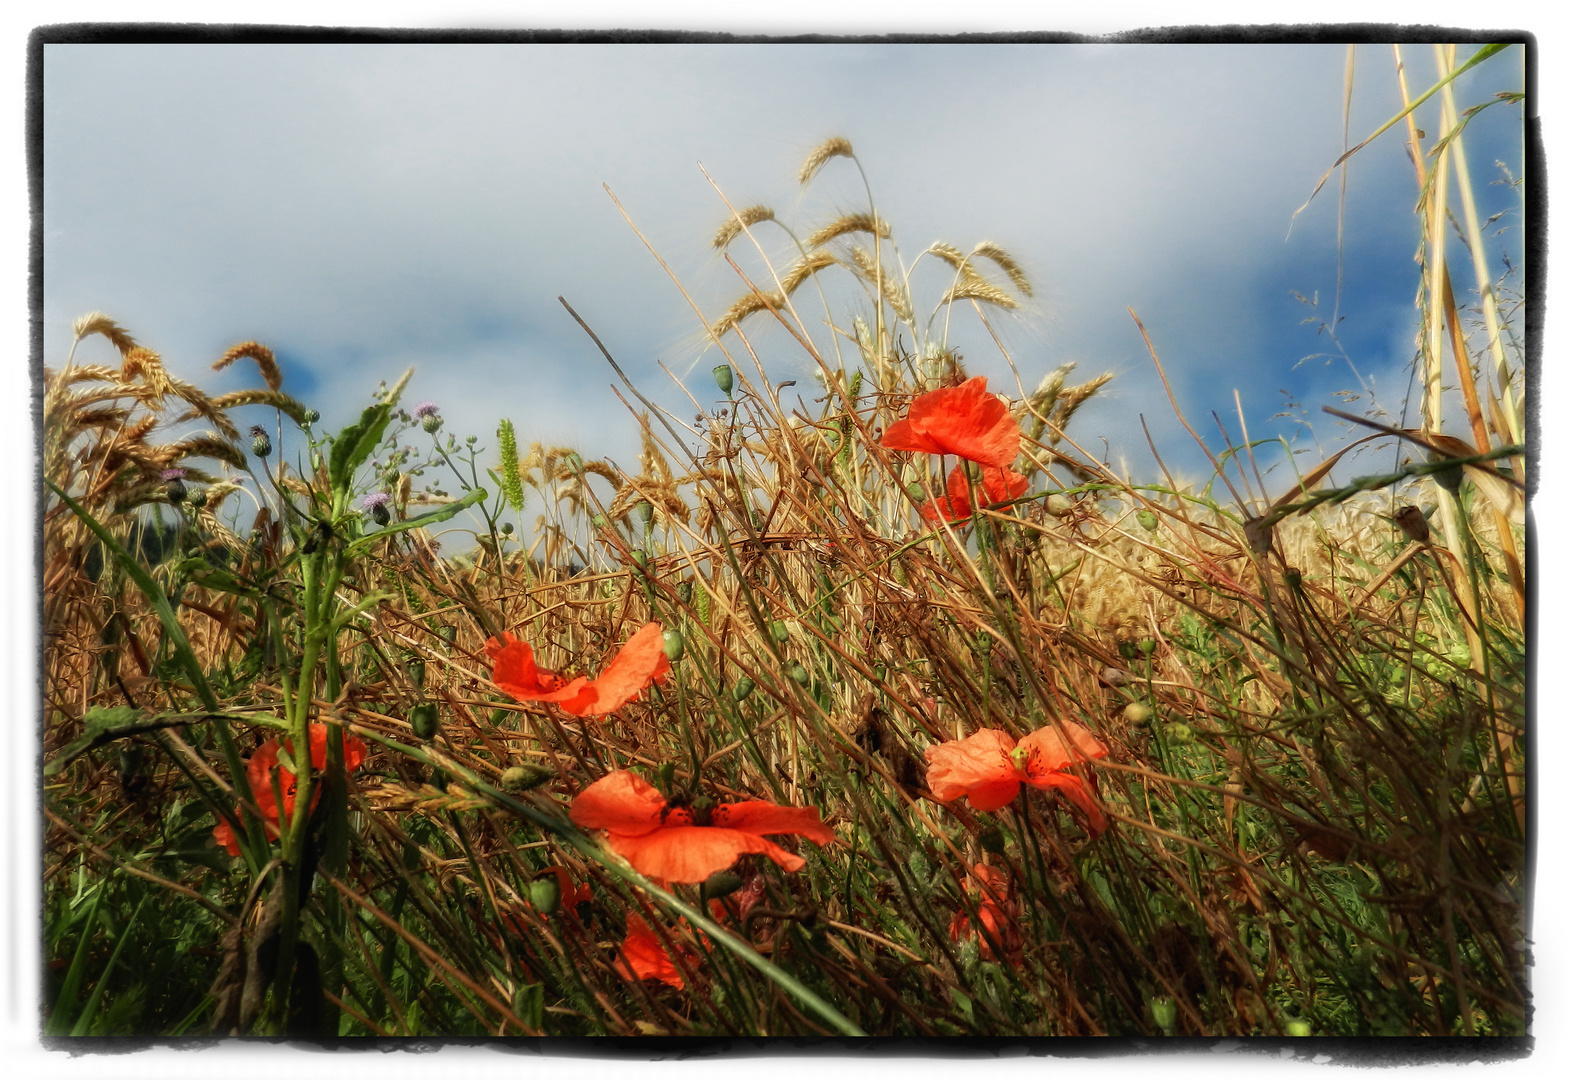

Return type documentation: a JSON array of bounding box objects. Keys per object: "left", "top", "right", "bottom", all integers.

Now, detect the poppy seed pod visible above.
[
  {"left": 732, "top": 676, "right": 755, "bottom": 702},
  {"left": 662, "top": 629, "right": 684, "bottom": 662},
  {"left": 528, "top": 874, "right": 561, "bottom": 915},
  {"left": 410, "top": 702, "right": 439, "bottom": 740},
  {"left": 1123, "top": 702, "right": 1153, "bottom": 727},
  {"left": 503, "top": 764, "right": 555, "bottom": 791},
  {"left": 1137, "top": 509, "right": 1159, "bottom": 532},
  {"left": 700, "top": 870, "right": 744, "bottom": 903},
  {"left": 1046, "top": 493, "right": 1072, "bottom": 517},
  {"left": 636, "top": 501, "right": 653, "bottom": 528},
  {"left": 713, "top": 363, "right": 735, "bottom": 398}
]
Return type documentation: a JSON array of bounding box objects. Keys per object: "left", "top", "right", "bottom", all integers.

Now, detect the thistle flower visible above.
[
  {"left": 160, "top": 467, "right": 188, "bottom": 503},
  {"left": 363, "top": 490, "right": 392, "bottom": 526},
  {"left": 413, "top": 401, "right": 442, "bottom": 433},
  {"left": 249, "top": 425, "right": 272, "bottom": 458}
]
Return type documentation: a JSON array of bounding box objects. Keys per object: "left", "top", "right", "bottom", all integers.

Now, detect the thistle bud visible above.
[
  {"left": 186, "top": 487, "right": 207, "bottom": 509},
  {"left": 410, "top": 702, "right": 439, "bottom": 740},
  {"left": 413, "top": 401, "right": 442, "bottom": 434},
  {"left": 732, "top": 676, "right": 755, "bottom": 702},
  {"left": 161, "top": 468, "right": 188, "bottom": 504},
  {"left": 500, "top": 521, "right": 514, "bottom": 535},
  {"left": 302, "top": 408, "right": 320, "bottom": 426},
  {"left": 713, "top": 363, "right": 735, "bottom": 398},
  {"left": 249, "top": 425, "right": 272, "bottom": 458},
  {"left": 662, "top": 629, "right": 685, "bottom": 662},
  {"left": 363, "top": 491, "right": 392, "bottom": 526},
  {"left": 502, "top": 764, "right": 555, "bottom": 791},
  {"left": 1137, "top": 509, "right": 1159, "bottom": 532},
  {"left": 527, "top": 874, "right": 561, "bottom": 915}
]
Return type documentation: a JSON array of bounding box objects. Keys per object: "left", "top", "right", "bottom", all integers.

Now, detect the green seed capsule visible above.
[
  {"left": 788, "top": 663, "right": 810, "bottom": 686},
  {"left": 1138, "top": 638, "right": 1157, "bottom": 656},
  {"left": 713, "top": 364, "right": 735, "bottom": 398},
  {"left": 732, "top": 676, "right": 755, "bottom": 702},
  {"left": 636, "top": 501, "right": 653, "bottom": 528},
  {"left": 502, "top": 764, "right": 555, "bottom": 791},
  {"left": 771, "top": 621, "right": 790, "bottom": 643},
  {"left": 630, "top": 548, "right": 648, "bottom": 568},
  {"left": 906, "top": 482, "right": 926, "bottom": 503},
  {"left": 1123, "top": 702, "right": 1153, "bottom": 727},
  {"left": 1046, "top": 493, "right": 1072, "bottom": 517},
  {"left": 410, "top": 702, "right": 439, "bottom": 740},
  {"left": 662, "top": 629, "right": 685, "bottom": 662},
  {"left": 529, "top": 875, "right": 561, "bottom": 915},
  {"left": 1137, "top": 509, "right": 1159, "bottom": 532},
  {"left": 700, "top": 870, "right": 744, "bottom": 903}
]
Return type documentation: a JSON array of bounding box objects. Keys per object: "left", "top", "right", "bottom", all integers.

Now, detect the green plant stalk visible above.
[{"left": 69, "top": 892, "right": 151, "bottom": 1035}]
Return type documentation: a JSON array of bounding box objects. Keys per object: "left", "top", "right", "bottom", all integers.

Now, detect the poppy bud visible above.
[
  {"left": 662, "top": 629, "right": 685, "bottom": 662},
  {"left": 732, "top": 676, "right": 755, "bottom": 702},
  {"left": 436, "top": 624, "right": 457, "bottom": 644},
  {"left": 406, "top": 656, "right": 426, "bottom": 689},
  {"left": 1150, "top": 995, "right": 1177, "bottom": 1033},
  {"left": 788, "top": 663, "right": 810, "bottom": 686},
  {"left": 591, "top": 514, "right": 609, "bottom": 530},
  {"left": 700, "top": 870, "right": 744, "bottom": 903},
  {"left": 1282, "top": 568, "right": 1302, "bottom": 591},
  {"left": 1165, "top": 722, "right": 1194, "bottom": 745},
  {"left": 873, "top": 663, "right": 887, "bottom": 683},
  {"left": 502, "top": 763, "right": 554, "bottom": 791},
  {"left": 249, "top": 425, "right": 272, "bottom": 458},
  {"left": 713, "top": 364, "right": 735, "bottom": 398},
  {"left": 1123, "top": 702, "right": 1153, "bottom": 727},
  {"left": 1046, "top": 494, "right": 1072, "bottom": 517},
  {"left": 629, "top": 548, "right": 648, "bottom": 568},
  {"left": 528, "top": 874, "right": 561, "bottom": 915},
  {"left": 771, "top": 621, "right": 790, "bottom": 643},
  {"left": 565, "top": 451, "right": 583, "bottom": 473},
  {"left": 1285, "top": 1019, "right": 1312, "bottom": 1037},
  {"left": 410, "top": 702, "right": 439, "bottom": 740},
  {"left": 1137, "top": 509, "right": 1159, "bottom": 532},
  {"left": 906, "top": 482, "right": 926, "bottom": 503}
]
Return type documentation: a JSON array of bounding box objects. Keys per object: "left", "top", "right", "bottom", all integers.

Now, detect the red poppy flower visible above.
[
  {"left": 486, "top": 621, "right": 671, "bottom": 717},
  {"left": 213, "top": 723, "right": 370, "bottom": 855},
  {"left": 924, "top": 720, "right": 1109, "bottom": 833},
  {"left": 949, "top": 862, "right": 1023, "bottom": 965},
  {"left": 615, "top": 914, "right": 696, "bottom": 989},
  {"left": 920, "top": 464, "right": 1030, "bottom": 522},
  {"left": 881, "top": 376, "right": 1021, "bottom": 469},
  {"left": 569, "top": 770, "right": 836, "bottom": 884}
]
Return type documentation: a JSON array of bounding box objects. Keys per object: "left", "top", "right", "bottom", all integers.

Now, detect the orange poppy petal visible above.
[
  {"left": 924, "top": 728, "right": 1022, "bottom": 810},
  {"left": 1026, "top": 771, "right": 1108, "bottom": 836},
  {"left": 487, "top": 632, "right": 596, "bottom": 705},
  {"left": 716, "top": 801, "right": 837, "bottom": 847},
  {"left": 617, "top": 915, "right": 686, "bottom": 989},
  {"left": 885, "top": 377, "right": 1020, "bottom": 468},
  {"left": 608, "top": 826, "right": 802, "bottom": 883},
  {"left": 212, "top": 818, "right": 240, "bottom": 856},
  {"left": 980, "top": 466, "right": 1029, "bottom": 505},
  {"left": 1017, "top": 719, "right": 1108, "bottom": 772},
  {"left": 571, "top": 622, "right": 672, "bottom": 717},
  {"left": 569, "top": 770, "right": 668, "bottom": 836}
]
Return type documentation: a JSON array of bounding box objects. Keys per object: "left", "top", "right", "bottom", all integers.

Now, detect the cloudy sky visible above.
[{"left": 42, "top": 34, "right": 1524, "bottom": 506}]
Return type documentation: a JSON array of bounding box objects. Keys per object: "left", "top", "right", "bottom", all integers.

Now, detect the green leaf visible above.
[
  {"left": 328, "top": 402, "right": 394, "bottom": 494},
  {"left": 343, "top": 487, "right": 488, "bottom": 558}
]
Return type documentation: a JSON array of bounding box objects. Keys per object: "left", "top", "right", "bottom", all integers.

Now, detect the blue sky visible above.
[{"left": 42, "top": 38, "right": 1524, "bottom": 506}]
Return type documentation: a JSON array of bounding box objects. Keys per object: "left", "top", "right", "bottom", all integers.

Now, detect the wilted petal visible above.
[
  {"left": 924, "top": 728, "right": 1022, "bottom": 812},
  {"left": 616, "top": 915, "right": 688, "bottom": 989},
  {"left": 570, "top": 621, "right": 672, "bottom": 717}
]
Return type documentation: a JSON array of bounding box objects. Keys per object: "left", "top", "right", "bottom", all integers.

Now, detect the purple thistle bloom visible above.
[
  {"left": 160, "top": 467, "right": 188, "bottom": 481},
  {"left": 249, "top": 425, "right": 269, "bottom": 439},
  {"left": 362, "top": 492, "right": 392, "bottom": 510},
  {"left": 412, "top": 402, "right": 440, "bottom": 419}
]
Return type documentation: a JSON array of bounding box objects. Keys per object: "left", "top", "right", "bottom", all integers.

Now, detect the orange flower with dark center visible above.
[
  {"left": 924, "top": 720, "right": 1109, "bottom": 833},
  {"left": 213, "top": 723, "right": 369, "bottom": 855},
  {"left": 920, "top": 464, "right": 1030, "bottom": 522},
  {"left": 949, "top": 862, "right": 1023, "bottom": 965},
  {"left": 487, "top": 621, "right": 671, "bottom": 717},
  {"left": 569, "top": 770, "right": 836, "bottom": 884},
  {"left": 615, "top": 914, "right": 696, "bottom": 989},
  {"left": 881, "top": 376, "right": 1021, "bottom": 469}
]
